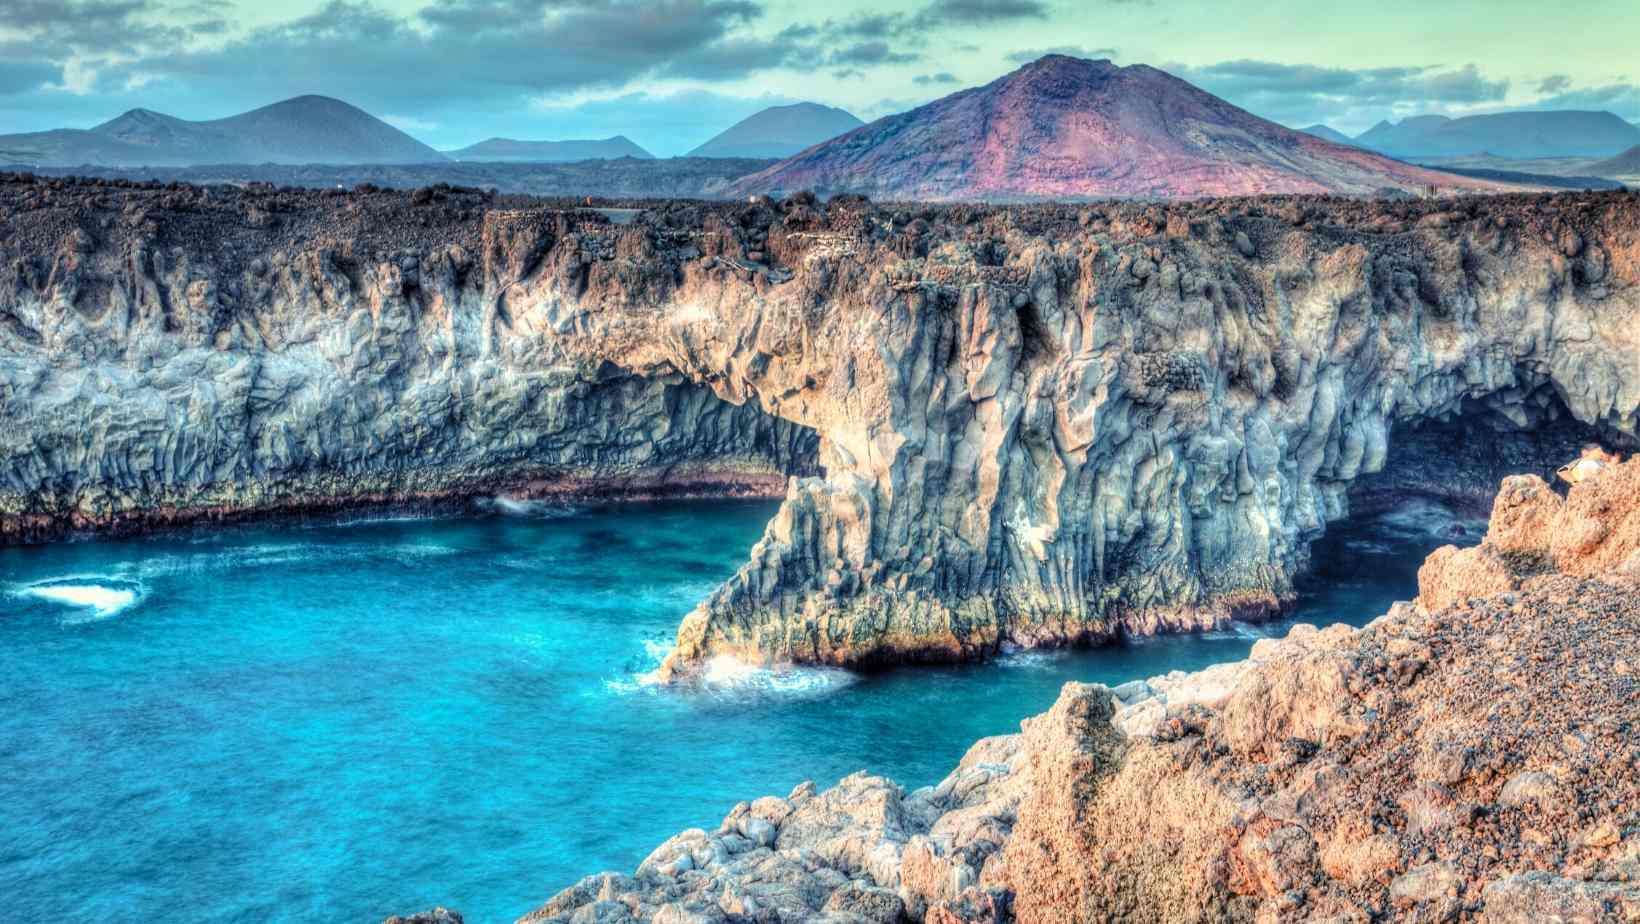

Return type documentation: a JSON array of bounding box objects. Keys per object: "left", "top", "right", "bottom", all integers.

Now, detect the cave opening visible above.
[{"left": 1348, "top": 385, "right": 1635, "bottom": 520}]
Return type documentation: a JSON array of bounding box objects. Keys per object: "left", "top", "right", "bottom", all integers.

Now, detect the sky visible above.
[{"left": 3, "top": 0, "right": 1639, "bottom": 156}]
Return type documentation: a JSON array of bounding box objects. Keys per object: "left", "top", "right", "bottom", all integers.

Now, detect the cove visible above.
[{"left": 0, "top": 497, "right": 1480, "bottom": 923}]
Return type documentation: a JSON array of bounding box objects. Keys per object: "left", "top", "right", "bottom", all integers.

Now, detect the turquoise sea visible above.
[{"left": 0, "top": 498, "right": 1480, "bottom": 922}]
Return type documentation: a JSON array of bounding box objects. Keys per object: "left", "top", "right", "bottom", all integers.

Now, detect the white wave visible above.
[
  {"left": 488, "top": 495, "right": 581, "bottom": 518},
  {"left": 996, "top": 648, "right": 1068, "bottom": 670},
  {"left": 1189, "top": 622, "right": 1270, "bottom": 642},
  {"left": 330, "top": 512, "right": 444, "bottom": 528},
  {"left": 17, "top": 578, "right": 143, "bottom": 619},
  {"left": 610, "top": 651, "right": 857, "bottom": 700},
  {"left": 695, "top": 656, "right": 857, "bottom": 698},
  {"left": 121, "top": 541, "right": 457, "bottom": 580},
  {"left": 1375, "top": 499, "right": 1486, "bottom": 543}
]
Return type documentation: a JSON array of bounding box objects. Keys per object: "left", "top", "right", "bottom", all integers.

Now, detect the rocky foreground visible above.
[
  {"left": 405, "top": 456, "right": 1639, "bottom": 924},
  {"left": 2, "top": 175, "right": 1637, "bottom": 676}
]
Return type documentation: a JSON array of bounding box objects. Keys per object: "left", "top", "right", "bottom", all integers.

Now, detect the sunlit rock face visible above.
[
  {"left": 2, "top": 175, "right": 1636, "bottom": 669},
  {"left": 514, "top": 457, "right": 1640, "bottom": 924}
]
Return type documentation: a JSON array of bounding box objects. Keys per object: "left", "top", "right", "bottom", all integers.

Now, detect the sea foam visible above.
[
  {"left": 19, "top": 580, "right": 142, "bottom": 619},
  {"left": 610, "top": 645, "right": 856, "bottom": 701},
  {"left": 489, "top": 496, "right": 580, "bottom": 518}
]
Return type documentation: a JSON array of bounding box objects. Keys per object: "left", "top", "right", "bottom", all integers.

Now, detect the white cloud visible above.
[{"left": 382, "top": 113, "right": 439, "bottom": 133}]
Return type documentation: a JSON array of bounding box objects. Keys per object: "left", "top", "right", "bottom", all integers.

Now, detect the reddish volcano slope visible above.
[{"left": 730, "top": 56, "right": 1503, "bottom": 201}]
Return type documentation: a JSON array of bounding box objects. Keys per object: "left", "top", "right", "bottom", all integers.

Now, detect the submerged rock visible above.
[
  {"left": 383, "top": 910, "right": 463, "bottom": 924},
  {"left": 1, "top": 176, "right": 1637, "bottom": 672}
]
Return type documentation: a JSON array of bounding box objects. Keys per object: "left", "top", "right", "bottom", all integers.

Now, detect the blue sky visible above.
[{"left": 3, "top": 0, "right": 1638, "bottom": 155}]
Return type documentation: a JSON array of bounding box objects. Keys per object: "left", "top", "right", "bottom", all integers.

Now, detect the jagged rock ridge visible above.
[
  {"left": 1, "top": 176, "right": 1637, "bottom": 677},
  {"left": 728, "top": 56, "right": 1505, "bottom": 200}
]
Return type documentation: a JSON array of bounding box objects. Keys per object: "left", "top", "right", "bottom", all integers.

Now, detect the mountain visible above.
[
  {"left": 445, "top": 136, "right": 653, "bottom": 162},
  {"left": 729, "top": 56, "right": 1497, "bottom": 201},
  {"left": 688, "top": 103, "right": 864, "bottom": 159},
  {"left": 1587, "top": 144, "right": 1640, "bottom": 178},
  {"left": 1297, "top": 123, "right": 1355, "bottom": 145},
  {"left": 0, "top": 96, "right": 445, "bottom": 167},
  {"left": 1354, "top": 111, "right": 1640, "bottom": 159}
]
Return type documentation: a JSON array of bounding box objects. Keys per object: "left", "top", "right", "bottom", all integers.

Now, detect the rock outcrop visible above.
[
  {"left": 510, "top": 456, "right": 1640, "bottom": 924},
  {"left": 2, "top": 175, "right": 1638, "bottom": 675}
]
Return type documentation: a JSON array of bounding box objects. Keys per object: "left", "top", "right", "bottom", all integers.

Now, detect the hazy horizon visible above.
[{"left": 5, "top": 0, "right": 1640, "bottom": 157}]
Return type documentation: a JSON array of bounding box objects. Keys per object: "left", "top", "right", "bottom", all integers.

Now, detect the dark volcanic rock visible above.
[
  {"left": 728, "top": 56, "right": 1506, "bottom": 201},
  {"left": 0, "top": 175, "right": 1637, "bottom": 677}
]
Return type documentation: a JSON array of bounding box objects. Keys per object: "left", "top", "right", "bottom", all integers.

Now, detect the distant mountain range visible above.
[
  {"left": 1349, "top": 111, "right": 1640, "bottom": 159},
  {"left": 444, "top": 136, "right": 653, "bottom": 162},
  {"left": 730, "top": 56, "right": 1496, "bottom": 201},
  {"left": 6, "top": 71, "right": 1631, "bottom": 197},
  {"left": 687, "top": 103, "right": 864, "bottom": 158},
  {"left": 0, "top": 96, "right": 445, "bottom": 166}
]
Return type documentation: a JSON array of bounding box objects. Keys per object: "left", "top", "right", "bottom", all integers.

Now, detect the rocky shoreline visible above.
[
  {"left": 399, "top": 457, "right": 1638, "bottom": 924},
  {"left": 0, "top": 463, "right": 795, "bottom": 544},
  {"left": 3, "top": 175, "right": 1637, "bottom": 676}
]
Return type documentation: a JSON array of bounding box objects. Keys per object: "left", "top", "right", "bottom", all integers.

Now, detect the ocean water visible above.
[{"left": 0, "top": 498, "right": 1482, "bottom": 923}]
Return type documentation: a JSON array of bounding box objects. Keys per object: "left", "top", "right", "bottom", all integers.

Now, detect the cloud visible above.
[
  {"left": 0, "top": 58, "right": 60, "bottom": 96},
  {"left": 828, "top": 41, "right": 919, "bottom": 67},
  {"left": 912, "top": 0, "right": 1049, "bottom": 26},
  {"left": 381, "top": 114, "right": 439, "bottom": 134},
  {"left": 1537, "top": 74, "right": 1572, "bottom": 95},
  {"left": 1533, "top": 81, "right": 1640, "bottom": 121},
  {"left": 1006, "top": 45, "right": 1118, "bottom": 64},
  {"left": 1170, "top": 59, "right": 1510, "bottom": 128},
  {"left": 3, "top": 0, "right": 1051, "bottom": 128},
  {"left": 806, "top": 0, "right": 1049, "bottom": 47},
  {"left": 5, "top": 0, "right": 187, "bottom": 60},
  {"left": 138, "top": 0, "right": 790, "bottom": 112},
  {"left": 913, "top": 72, "right": 959, "bottom": 85}
]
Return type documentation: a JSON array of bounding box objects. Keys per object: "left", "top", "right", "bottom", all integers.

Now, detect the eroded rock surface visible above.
[
  {"left": 2, "top": 175, "right": 1637, "bottom": 672},
  {"left": 513, "top": 457, "right": 1640, "bottom": 924}
]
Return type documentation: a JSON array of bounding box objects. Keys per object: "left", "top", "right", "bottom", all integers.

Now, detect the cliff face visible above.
[
  {"left": 506, "top": 457, "right": 1640, "bottom": 924},
  {"left": 0, "top": 178, "right": 819, "bottom": 537},
  {"left": 2, "top": 175, "right": 1638, "bottom": 672}
]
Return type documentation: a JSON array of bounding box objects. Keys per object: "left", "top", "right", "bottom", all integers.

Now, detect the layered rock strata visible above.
[
  {"left": 2, "top": 174, "right": 1637, "bottom": 671},
  {"left": 503, "top": 456, "right": 1640, "bottom": 924}
]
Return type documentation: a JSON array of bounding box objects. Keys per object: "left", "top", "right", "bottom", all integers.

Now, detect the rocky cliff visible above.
[
  {"left": 2, "top": 175, "right": 1638, "bottom": 675},
  {"left": 492, "top": 455, "right": 1640, "bottom": 924}
]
